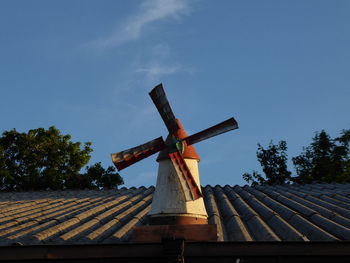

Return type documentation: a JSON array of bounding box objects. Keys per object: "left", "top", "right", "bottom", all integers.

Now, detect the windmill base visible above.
[
  {"left": 149, "top": 215, "right": 208, "bottom": 225},
  {"left": 132, "top": 224, "right": 217, "bottom": 242}
]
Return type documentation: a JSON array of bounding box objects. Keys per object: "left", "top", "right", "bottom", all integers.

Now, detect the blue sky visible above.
[{"left": 1, "top": 0, "right": 349, "bottom": 188}]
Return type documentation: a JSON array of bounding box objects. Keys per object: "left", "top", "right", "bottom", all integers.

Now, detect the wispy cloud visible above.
[
  {"left": 81, "top": 0, "right": 196, "bottom": 129},
  {"left": 92, "top": 0, "right": 191, "bottom": 49},
  {"left": 136, "top": 63, "right": 181, "bottom": 79},
  {"left": 84, "top": 0, "right": 196, "bottom": 81},
  {"left": 135, "top": 43, "right": 197, "bottom": 81}
]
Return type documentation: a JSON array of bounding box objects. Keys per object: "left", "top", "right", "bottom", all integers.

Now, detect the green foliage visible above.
[
  {"left": 65, "top": 162, "right": 124, "bottom": 190},
  {"left": 242, "top": 171, "right": 265, "bottom": 186},
  {"left": 0, "top": 127, "right": 123, "bottom": 191},
  {"left": 0, "top": 145, "right": 11, "bottom": 188},
  {"left": 243, "top": 140, "right": 291, "bottom": 185},
  {"left": 336, "top": 129, "right": 350, "bottom": 179},
  {"left": 293, "top": 130, "right": 350, "bottom": 183},
  {"left": 243, "top": 129, "right": 350, "bottom": 186}
]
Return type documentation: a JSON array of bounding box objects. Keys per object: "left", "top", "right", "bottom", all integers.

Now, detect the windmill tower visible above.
[
  {"left": 111, "top": 84, "right": 238, "bottom": 240},
  {"left": 148, "top": 118, "right": 207, "bottom": 225}
]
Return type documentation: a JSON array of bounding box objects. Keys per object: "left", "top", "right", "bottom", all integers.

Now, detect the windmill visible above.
[{"left": 111, "top": 83, "right": 238, "bottom": 225}]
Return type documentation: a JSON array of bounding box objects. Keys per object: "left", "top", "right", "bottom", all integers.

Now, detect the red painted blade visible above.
[
  {"left": 169, "top": 151, "right": 203, "bottom": 201},
  {"left": 111, "top": 137, "right": 166, "bottom": 171},
  {"left": 149, "top": 83, "right": 180, "bottom": 133},
  {"left": 184, "top": 117, "right": 238, "bottom": 146}
]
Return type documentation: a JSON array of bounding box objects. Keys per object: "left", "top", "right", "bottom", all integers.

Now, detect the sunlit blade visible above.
[
  {"left": 184, "top": 117, "right": 238, "bottom": 146},
  {"left": 111, "top": 137, "right": 166, "bottom": 171},
  {"left": 169, "top": 151, "right": 203, "bottom": 201},
  {"left": 149, "top": 83, "right": 180, "bottom": 133}
]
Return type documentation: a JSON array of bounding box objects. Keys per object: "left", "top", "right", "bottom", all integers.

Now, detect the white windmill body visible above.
[{"left": 148, "top": 120, "right": 208, "bottom": 225}]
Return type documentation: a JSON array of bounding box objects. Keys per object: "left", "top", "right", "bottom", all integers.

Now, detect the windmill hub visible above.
[
  {"left": 166, "top": 136, "right": 184, "bottom": 154},
  {"left": 111, "top": 83, "right": 239, "bottom": 227},
  {"left": 157, "top": 119, "right": 200, "bottom": 162}
]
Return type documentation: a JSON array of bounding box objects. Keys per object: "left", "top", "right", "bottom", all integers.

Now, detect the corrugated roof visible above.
[{"left": 0, "top": 183, "right": 350, "bottom": 245}]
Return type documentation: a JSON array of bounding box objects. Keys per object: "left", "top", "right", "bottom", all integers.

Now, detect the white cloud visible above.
[
  {"left": 134, "top": 43, "right": 197, "bottom": 81},
  {"left": 93, "top": 0, "right": 191, "bottom": 49},
  {"left": 136, "top": 63, "right": 181, "bottom": 79},
  {"left": 136, "top": 61, "right": 197, "bottom": 81},
  {"left": 150, "top": 43, "right": 172, "bottom": 59}
]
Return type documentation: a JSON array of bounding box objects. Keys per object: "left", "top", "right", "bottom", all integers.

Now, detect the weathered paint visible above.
[
  {"left": 149, "top": 158, "right": 208, "bottom": 221},
  {"left": 169, "top": 151, "right": 202, "bottom": 201},
  {"left": 111, "top": 137, "right": 166, "bottom": 171},
  {"left": 184, "top": 117, "right": 238, "bottom": 146},
  {"left": 149, "top": 83, "right": 179, "bottom": 133}
]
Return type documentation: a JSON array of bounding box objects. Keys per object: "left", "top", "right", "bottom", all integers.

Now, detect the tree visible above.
[
  {"left": 0, "top": 127, "right": 123, "bottom": 191},
  {"left": 243, "top": 140, "right": 292, "bottom": 185},
  {"left": 242, "top": 170, "right": 265, "bottom": 186},
  {"left": 65, "top": 162, "right": 124, "bottom": 190},
  {"left": 335, "top": 129, "right": 350, "bottom": 179},
  {"left": 243, "top": 129, "right": 350, "bottom": 186},
  {"left": 0, "top": 145, "right": 11, "bottom": 188},
  {"left": 293, "top": 130, "right": 350, "bottom": 183}
]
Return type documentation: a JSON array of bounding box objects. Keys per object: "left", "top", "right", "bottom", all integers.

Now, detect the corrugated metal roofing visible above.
[{"left": 0, "top": 183, "right": 350, "bottom": 245}]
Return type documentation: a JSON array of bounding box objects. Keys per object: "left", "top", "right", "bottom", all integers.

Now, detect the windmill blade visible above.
[
  {"left": 184, "top": 117, "right": 238, "bottom": 146},
  {"left": 149, "top": 83, "right": 180, "bottom": 133},
  {"left": 111, "top": 137, "right": 166, "bottom": 171},
  {"left": 169, "top": 151, "right": 203, "bottom": 201}
]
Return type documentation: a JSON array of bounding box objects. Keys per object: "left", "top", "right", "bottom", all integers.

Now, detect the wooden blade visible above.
[
  {"left": 169, "top": 151, "right": 203, "bottom": 201},
  {"left": 111, "top": 137, "right": 166, "bottom": 171},
  {"left": 184, "top": 117, "right": 238, "bottom": 146},
  {"left": 149, "top": 83, "right": 180, "bottom": 133}
]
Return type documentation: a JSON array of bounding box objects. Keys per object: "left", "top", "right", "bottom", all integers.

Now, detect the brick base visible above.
[
  {"left": 132, "top": 224, "right": 217, "bottom": 242},
  {"left": 149, "top": 215, "right": 208, "bottom": 225}
]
